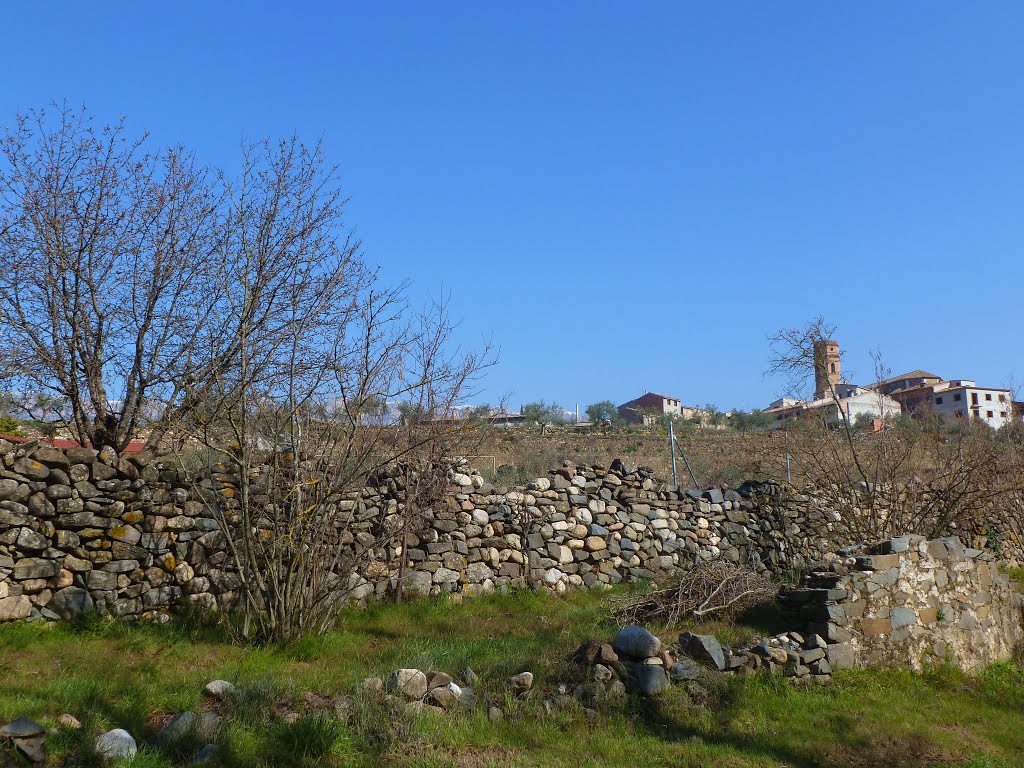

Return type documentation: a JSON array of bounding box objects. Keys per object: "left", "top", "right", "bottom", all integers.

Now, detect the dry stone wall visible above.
[
  {"left": 1, "top": 436, "right": 1021, "bottom": 678},
  {"left": 0, "top": 440, "right": 848, "bottom": 623},
  {"left": 780, "top": 535, "right": 1024, "bottom": 671}
]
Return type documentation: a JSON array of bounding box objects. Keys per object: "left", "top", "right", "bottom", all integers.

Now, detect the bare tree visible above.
[
  {"left": 181, "top": 269, "right": 493, "bottom": 640},
  {"left": 0, "top": 103, "right": 223, "bottom": 452},
  {"left": 0, "top": 104, "right": 374, "bottom": 455}
]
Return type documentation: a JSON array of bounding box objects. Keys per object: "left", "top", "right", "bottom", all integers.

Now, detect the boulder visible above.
[
  {"left": 386, "top": 669, "right": 428, "bottom": 700},
  {"left": 680, "top": 632, "right": 726, "bottom": 671},
  {"left": 612, "top": 625, "right": 662, "bottom": 659},
  {"left": 95, "top": 729, "right": 137, "bottom": 761},
  {"left": 47, "top": 587, "right": 94, "bottom": 621}
]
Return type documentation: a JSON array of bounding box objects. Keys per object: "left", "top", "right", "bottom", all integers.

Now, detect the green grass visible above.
[{"left": 0, "top": 590, "right": 1021, "bottom": 767}]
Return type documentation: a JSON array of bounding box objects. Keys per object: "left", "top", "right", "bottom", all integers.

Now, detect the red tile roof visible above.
[{"left": 0, "top": 434, "right": 146, "bottom": 454}]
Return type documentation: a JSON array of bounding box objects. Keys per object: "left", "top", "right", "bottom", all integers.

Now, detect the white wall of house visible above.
[
  {"left": 824, "top": 391, "right": 902, "bottom": 425},
  {"left": 930, "top": 383, "right": 1012, "bottom": 428}
]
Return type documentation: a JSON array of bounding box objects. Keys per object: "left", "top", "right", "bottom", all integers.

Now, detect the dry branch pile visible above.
[{"left": 613, "top": 561, "right": 777, "bottom": 628}]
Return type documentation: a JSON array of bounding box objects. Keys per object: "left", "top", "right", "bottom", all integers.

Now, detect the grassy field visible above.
[{"left": 0, "top": 590, "right": 1022, "bottom": 768}]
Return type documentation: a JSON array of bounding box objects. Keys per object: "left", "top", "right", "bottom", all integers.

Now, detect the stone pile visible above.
[
  {"left": 366, "top": 665, "right": 530, "bottom": 719},
  {"left": 575, "top": 623, "right": 836, "bottom": 698}
]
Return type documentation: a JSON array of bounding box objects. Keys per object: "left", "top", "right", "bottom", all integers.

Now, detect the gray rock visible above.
[
  {"left": 669, "top": 658, "right": 702, "bottom": 681},
  {"left": 386, "top": 669, "right": 428, "bottom": 700},
  {"left": 47, "top": 587, "right": 94, "bottom": 620},
  {"left": 507, "top": 672, "right": 534, "bottom": 694},
  {"left": 626, "top": 664, "right": 670, "bottom": 696},
  {"left": 891, "top": 607, "right": 917, "bottom": 628},
  {"left": 14, "top": 734, "right": 46, "bottom": 762},
  {"left": 0, "top": 595, "right": 32, "bottom": 621},
  {"left": 680, "top": 632, "right": 726, "bottom": 671},
  {"left": 203, "top": 680, "right": 236, "bottom": 700},
  {"left": 13, "top": 458, "right": 49, "bottom": 481},
  {"left": 95, "top": 728, "right": 137, "bottom": 761},
  {"left": 155, "top": 711, "right": 217, "bottom": 745},
  {"left": 612, "top": 625, "right": 662, "bottom": 659},
  {"left": 12, "top": 558, "right": 59, "bottom": 580},
  {"left": 156, "top": 711, "right": 198, "bottom": 745},
  {"left": 191, "top": 744, "right": 219, "bottom": 764},
  {"left": 0, "top": 716, "right": 45, "bottom": 738}
]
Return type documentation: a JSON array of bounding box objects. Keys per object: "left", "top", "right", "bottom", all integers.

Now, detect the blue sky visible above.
[{"left": 4, "top": 2, "right": 1022, "bottom": 411}]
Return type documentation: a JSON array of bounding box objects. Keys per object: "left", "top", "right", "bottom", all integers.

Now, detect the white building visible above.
[
  {"left": 766, "top": 388, "right": 902, "bottom": 429},
  {"left": 926, "top": 380, "right": 1013, "bottom": 429}
]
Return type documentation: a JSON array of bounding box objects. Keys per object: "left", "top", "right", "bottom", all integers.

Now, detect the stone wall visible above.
[
  {"left": 1, "top": 434, "right": 1021, "bottom": 681},
  {"left": 780, "top": 535, "right": 1024, "bottom": 672},
  {"left": 0, "top": 440, "right": 847, "bottom": 623}
]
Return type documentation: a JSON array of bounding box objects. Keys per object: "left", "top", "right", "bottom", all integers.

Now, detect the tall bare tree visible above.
[
  {"left": 0, "top": 103, "right": 225, "bottom": 451},
  {"left": 0, "top": 103, "right": 378, "bottom": 455}
]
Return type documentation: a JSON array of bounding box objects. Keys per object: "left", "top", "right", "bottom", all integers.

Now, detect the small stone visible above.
[
  {"left": 57, "top": 714, "right": 81, "bottom": 729},
  {"left": 507, "top": 672, "right": 534, "bottom": 694},
  {"left": 95, "top": 728, "right": 137, "bottom": 761},
  {"left": 461, "top": 667, "right": 478, "bottom": 686},
  {"left": 203, "top": 680, "right": 236, "bottom": 699},
  {"left": 488, "top": 706, "right": 503, "bottom": 722},
  {"left": 387, "top": 669, "right": 428, "bottom": 700}
]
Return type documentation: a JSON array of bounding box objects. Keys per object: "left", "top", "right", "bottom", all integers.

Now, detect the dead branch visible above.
[{"left": 612, "top": 561, "right": 777, "bottom": 628}]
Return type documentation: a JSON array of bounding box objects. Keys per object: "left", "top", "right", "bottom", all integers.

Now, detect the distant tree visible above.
[
  {"left": 728, "top": 409, "right": 776, "bottom": 433},
  {"left": 702, "top": 403, "right": 728, "bottom": 427},
  {"left": 0, "top": 415, "right": 23, "bottom": 436},
  {"left": 585, "top": 400, "right": 619, "bottom": 427},
  {"left": 465, "top": 404, "right": 494, "bottom": 420},
  {"left": 521, "top": 400, "right": 565, "bottom": 435}
]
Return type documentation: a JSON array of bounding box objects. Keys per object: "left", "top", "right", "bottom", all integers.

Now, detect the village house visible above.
[
  {"left": 765, "top": 340, "right": 902, "bottom": 429},
  {"left": 869, "top": 371, "right": 1014, "bottom": 429},
  {"left": 617, "top": 392, "right": 702, "bottom": 425}
]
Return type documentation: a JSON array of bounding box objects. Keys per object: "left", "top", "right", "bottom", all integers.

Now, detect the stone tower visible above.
[{"left": 813, "top": 339, "right": 841, "bottom": 399}]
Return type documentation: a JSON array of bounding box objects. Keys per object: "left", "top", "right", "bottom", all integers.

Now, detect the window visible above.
[
  {"left": 830, "top": 363, "right": 836, "bottom": 373},
  {"left": 935, "top": 396, "right": 943, "bottom": 405},
  {"left": 987, "top": 410, "right": 994, "bottom": 418},
  {"left": 955, "top": 410, "right": 964, "bottom": 418},
  {"left": 971, "top": 393, "right": 979, "bottom": 405},
  {"left": 953, "top": 393, "right": 962, "bottom": 402},
  {"left": 999, "top": 394, "right": 1007, "bottom": 402},
  {"left": 1001, "top": 411, "right": 1008, "bottom": 418},
  {"left": 985, "top": 393, "right": 992, "bottom": 401}
]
